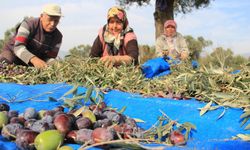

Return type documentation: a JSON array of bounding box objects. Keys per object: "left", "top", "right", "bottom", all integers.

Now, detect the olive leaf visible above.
[
  {"left": 240, "top": 111, "right": 250, "bottom": 119},
  {"left": 61, "top": 85, "right": 79, "bottom": 98},
  {"left": 240, "top": 109, "right": 250, "bottom": 129},
  {"left": 199, "top": 101, "right": 213, "bottom": 116},
  {"left": 133, "top": 118, "right": 145, "bottom": 123},
  {"left": 236, "top": 134, "right": 250, "bottom": 141},
  {"left": 118, "top": 106, "right": 127, "bottom": 114},
  {"left": 73, "top": 106, "right": 87, "bottom": 117},
  {"left": 84, "top": 86, "right": 94, "bottom": 104},
  {"left": 217, "top": 107, "right": 226, "bottom": 120},
  {"left": 245, "top": 124, "right": 250, "bottom": 130}
]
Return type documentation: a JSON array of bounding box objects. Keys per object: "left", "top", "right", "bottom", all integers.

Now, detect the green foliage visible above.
[
  {"left": 200, "top": 47, "right": 248, "bottom": 69},
  {"left": 116, "top": 0, "right": 213, "bottom": 40},
  {"left": 0, "top": 17, "right": 29, "bottom": 52},
  {"left": 184, "top": 35, "right": 212, "bottom": 60},
  {"left": 0, "top": 40, "right": 4, "bottom": 52},
  {"left": 1, "top": 57, "right": 249, "bottom": 110},
  {"left": 116, "top": 0, "right": 213, "bottom": 14},
  {"left": 231, "top": 55, "right": 248, "bottom": 69},
  {"left": 139, "top": 45, "right": 156, "bottom": 64},
  {"left": 0, "top": 27, "right": 16, "bottom": 52},
  {"left": 209, "top": 47, "right": 233, "bottom": 68},
  {"left": 173, "top": 0, "right": 212, "bottom": 14},
  {"left": 67, "top": 44, "right": 91, "bottom": 58},
  {"left": 116, "top": 0, "right": 150, "bottom": 7}
]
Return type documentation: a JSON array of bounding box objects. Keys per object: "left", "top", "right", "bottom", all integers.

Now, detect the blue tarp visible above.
[
  {"left": 141, "top": 57, "right": 171, "bottom": 78},
  {"left": 0, "top": 83, "right": 250, "bottom": 150},
  {"left": 141, "top": 57, "right": 199, "bottom": 78}
]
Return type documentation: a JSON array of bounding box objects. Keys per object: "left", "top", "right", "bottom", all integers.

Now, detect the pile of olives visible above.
[
  {"left": 0, "top": 102, "right": 144, "bottom": 150},
  {"left": 0, "top": 63, "right": 27, "bottom": 76}
]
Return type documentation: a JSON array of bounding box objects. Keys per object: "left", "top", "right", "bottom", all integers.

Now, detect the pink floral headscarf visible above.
[
  {"left": 164, "top": 20, "right": 177, "bottom": 29},
  {"left": 107, "top": 6, "right": 128, "bottom": 28},
  {"left": 103, "top": 6, "right": 133, "bottom": 55}
]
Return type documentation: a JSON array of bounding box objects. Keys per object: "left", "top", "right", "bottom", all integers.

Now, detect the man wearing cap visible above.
[
  {"left": 0, "top": 4, "right": 63, "bottom": 68},
  {"left": 155, "top": 19, "right": 189, "bottom": 60}
]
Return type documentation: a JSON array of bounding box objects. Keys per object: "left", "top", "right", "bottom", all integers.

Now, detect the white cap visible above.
[{"left": 42, "top": 4, "right": 63, "bottom": 16}]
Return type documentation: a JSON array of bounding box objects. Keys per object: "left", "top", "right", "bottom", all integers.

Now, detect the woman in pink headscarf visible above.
[
  {"left": 90, "top": 6, "right": 139, "bottom": 67},
  {"left": 155, "top": 20, "right": 189, "bottom": 60}
]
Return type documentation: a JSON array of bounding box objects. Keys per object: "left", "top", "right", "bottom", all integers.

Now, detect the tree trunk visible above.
[{"left": 154, "top": 0, "right": 174, "bottom": 39}]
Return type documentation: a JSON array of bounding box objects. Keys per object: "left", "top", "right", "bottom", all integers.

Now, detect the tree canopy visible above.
[
  {"left": 0, "top": 27, "right": 15, "bottom": 53},
  {"left": 67, "top": 44, "right": 91, "bottom": 58},
  {"left": 116, "top": 0, "right": 213, "bottom": 38},
  {"left": 184, "top": 35, "right": 212, "bottom": 60}
]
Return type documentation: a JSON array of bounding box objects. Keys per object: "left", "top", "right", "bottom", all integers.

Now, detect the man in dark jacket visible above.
[{"left": 0, "top": 3, "right": 63, "bottom": 68}]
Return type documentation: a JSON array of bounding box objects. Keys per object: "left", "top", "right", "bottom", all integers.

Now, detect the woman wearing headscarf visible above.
[
  {"left": 90, "top": 6, "right": 139, "bottom": 67},
  {"left": 155, "top": 20, "right": 189, "bottom": 60}
]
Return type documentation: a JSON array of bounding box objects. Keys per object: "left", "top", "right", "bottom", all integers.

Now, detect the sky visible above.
[{"left": 0, "top": 0, "right": 250, "bottom": 57}]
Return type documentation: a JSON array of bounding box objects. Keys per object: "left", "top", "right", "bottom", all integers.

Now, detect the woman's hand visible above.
[
  {"left": 162, "top": 50, "right": 169, "bottom": 56},
  {"left": 180, "top": 51, "right": 189, "bottom": 60},
  {"left": 100, "top": 56, "right": 116, "bottom": 68},
  {"left": 100, "top": 55, "right": 133, "bottom": 68}
]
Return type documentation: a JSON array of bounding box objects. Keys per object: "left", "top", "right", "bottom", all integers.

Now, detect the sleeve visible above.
[
  {"left": 125, "top": 39, "right": 139, "bottom": 65},
  {"left": 13, "top": 20, "right": 35, "bottom": 64},
  {"left": 90, "top": 35, "right": 103, "bottom": 57},
  {"left": 155, "top": 36, "right": 164, "bottom": 57}
]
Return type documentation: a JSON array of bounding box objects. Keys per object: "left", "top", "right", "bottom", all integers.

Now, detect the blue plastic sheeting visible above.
[
  {"left": 141, "top": 57, "right": 171, "bottom": 78},
  {"left": 0, "top": 83, "right": 250, "bottom": 150},
  {"left": 191, "top": 60, "right": 199, "bottom": 69},
  {"left": 231, "top": 70, "right": 241, "bottom": 74},
  {"left": 141, "top": 57, "right": 200, "bottom": 79}
]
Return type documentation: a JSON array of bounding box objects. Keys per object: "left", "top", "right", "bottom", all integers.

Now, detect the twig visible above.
[
  {"left": 159, "top": 109, "right": 171, "bottom": 122},
  {"left": 159, "top": 109, "right": 182, "bottom": 127},
  {"left": 2, "top": 125, "right": 16, "bottom": 139},
  {"left": 0, "top": 95, "right": 10, "bottom": 102},
  {"left": 3, "top": 84, "right": 67, "bottom": 103},
  {"left": 26, "top": 84, "right": 67, "bottom": 101}
]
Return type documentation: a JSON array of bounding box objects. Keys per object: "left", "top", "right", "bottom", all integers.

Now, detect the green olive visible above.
[
  {"left": 34, "top": 130, "right": 64, "bottom": 150},
  {"left": 81, "top": 109, "right": 96, "bottom": 123},
  {"left": 0, "top": 111, "right": 8, "bottom": 128},
  {"left": 58, "top": 145, "right": 74, "bottom": 150},
  {"left": 38, "top": 110, "right": 46, "bottom": 119}
]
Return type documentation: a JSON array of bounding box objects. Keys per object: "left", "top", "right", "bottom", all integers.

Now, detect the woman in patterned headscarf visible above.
[{"left": 90, "top": 6, "right": 139, "bottom": 67}]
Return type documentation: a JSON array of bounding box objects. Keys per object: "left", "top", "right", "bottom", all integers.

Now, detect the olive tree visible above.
[
  {"left": 184, "top": 35, "right": 212, "bottom": 60},
  {"left": 0, "top": 27, "right": 15, "bottom": 52},
  {"left": 116, "top": 0, "right": 213, "bottom": 38},
  {"left": 67, "top": 44, "right": 92, "bottom": 58}
]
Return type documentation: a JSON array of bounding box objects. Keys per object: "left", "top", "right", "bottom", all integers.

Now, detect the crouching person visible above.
[{"left": 0, "top": 4, "right": 63, "bottom": 69}]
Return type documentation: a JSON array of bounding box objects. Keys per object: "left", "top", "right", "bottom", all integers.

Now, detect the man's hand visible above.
[{"left": 30, "top": 56, "right": 47, "bottom": 69}]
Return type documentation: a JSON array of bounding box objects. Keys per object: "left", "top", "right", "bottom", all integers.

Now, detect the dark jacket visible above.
[
  {"left": 2, "top": 17, "right": 62, "bottom": 64},
  {"left": 90, "top": 26, "right": 139, "bottom": 65}
]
